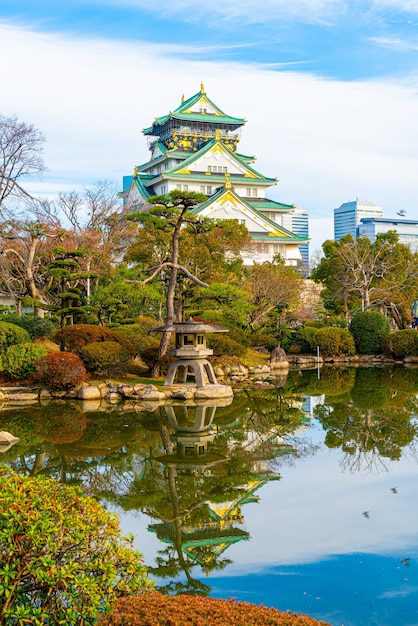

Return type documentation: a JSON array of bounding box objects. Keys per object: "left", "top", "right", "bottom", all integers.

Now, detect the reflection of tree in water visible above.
[
  {"left": 314, "top": 367, "right": 418, "bottom": 474},
  {"left": 143, "top": 402, "right": 284, "bottom": 594}
]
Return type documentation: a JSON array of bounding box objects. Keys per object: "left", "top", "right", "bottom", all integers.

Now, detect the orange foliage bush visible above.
[
  {"left": 53, "top": 324, "right": 134, "bottom": 355},
  {"left": 98, "top": 591, "right": 330, "bottom": 626}
]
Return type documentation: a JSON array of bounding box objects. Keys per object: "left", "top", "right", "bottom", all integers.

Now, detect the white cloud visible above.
[
  {"left": 97, "top": 0, "right": 346, "bottom": 25},
  {"left": 372, "top": 0, "right": 418, "bottom": 12},
  {"left": 370, "top": 35, "right": 418, "bottom": 51},
  {"left": 1, "top": 22, "right": 418, "bottom": 251}
]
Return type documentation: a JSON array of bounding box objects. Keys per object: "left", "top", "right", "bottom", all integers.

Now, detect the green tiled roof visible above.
[
  {"left": 143, "top": 88, "right": 245, "bottom": 134},
  {"left": 133, "top": 174, "right": 152, "bottom": 199},
  {"left": 250, "top": 200, "right": 295, "bottom": 211},
  {"left": 168, "top": 137, "right": 276, "bottom": 183},
  {"left": 192, "top": 186, "right": 307, "bottom": 243}
]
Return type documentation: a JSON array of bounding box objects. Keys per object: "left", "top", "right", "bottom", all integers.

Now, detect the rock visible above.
[
  {"left": 0, "top": 431, "right": 19, "bottom": 444},
  {"left": 39, "top": 389, "right": 52, "bottom": 402},
  {"left": 117, "top": 384, "right": 135, "bottom": 398},
  {"left": 77, "top": 386, "right": 101, "bottom": 400},
  {"left": 142, "top": 390, "right": 167, "bottom": 402},
  {"left": 194, "top": 384, "right": 233, "bottom": 400},
  {"left": 7, "top": 392, "right": 39, "bottom": 402},
  {"left": 171, "top": 388, "right": 195, "bottom": 400},
  {"left": 270, "top": 347, "right": 289, "bottom": 369},
  {"left": 106, "top": 392, "right": 122, "bottom": 404}
]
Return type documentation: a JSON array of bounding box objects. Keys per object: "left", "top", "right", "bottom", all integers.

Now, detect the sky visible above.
[{"left": 1, "top": 0, "right": 418, "bottom": 254}]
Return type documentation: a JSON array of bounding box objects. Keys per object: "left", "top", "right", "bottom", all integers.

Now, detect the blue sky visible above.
[{"left": 1, "top": 0, "right": 418, "bottom": 251}]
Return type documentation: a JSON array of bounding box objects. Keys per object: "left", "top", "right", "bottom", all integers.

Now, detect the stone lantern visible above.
[{"left": 152, "top": 317, "right": 228, "bottom": 387}]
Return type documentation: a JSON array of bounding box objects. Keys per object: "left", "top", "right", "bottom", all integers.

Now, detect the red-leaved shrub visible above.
[
  {"left": 98, "top": 591, "right": 330, "bottom": 626},
  {"left": 35, "top": 351, "right": 88, "bottom": 390}
]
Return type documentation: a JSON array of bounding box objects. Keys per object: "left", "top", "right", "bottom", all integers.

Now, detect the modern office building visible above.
[
  {"left": 359, "top": 216, "right": 418, "bottom": 251},
  {"left": 121, "top": 84, "right": 308, "bottom": 267},
  {"left": 334, "top": 199, "right": 383, "bottom": 241},
  {"left": 280, "top": 206, "right": 309, "bottom": 276}
]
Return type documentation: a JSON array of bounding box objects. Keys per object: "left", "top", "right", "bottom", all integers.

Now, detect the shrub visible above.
[
  {"left": 98, "top": 591, "right": 329, "bottom": 626},
  {"left": 2, "top": 343, "right": 48, "bottom": 380},
  {"left": 53, "top": 324, "right": 134, "bottom": 355},
  {"left": 136, "top": 334, "right": 166, "bottom": 370},
  {"left": 207, "top": 334, "right": 247, "bottom": 357},
  {"left": 0, "top": 322, "right": 30, "bottom": 353},
  {"left": 0, "top": 465, "right": 151, "bottom": 625},
  {"left": 80, "top": 341, "right": 131, "bottom": 375},
  {"left": 113, "top": 321, "right": 159, "bottom": 356},
  {"left": 292, "top": 326, "right": 319, "bottom": 353},
  {"left": 2, "top": 315, "right": 56, "bottom": 339},
  {"left": 315, "top": 327, "right": 355, "bottom": 357},
  {"left": 349, "top": 311, "right": 391, "bottom": 354},
  {"left": 383, "top": 329, "right": 418, "bottom": 359},
  {"left": 35, "top": 351, "right": 88, "bottom": 390}
]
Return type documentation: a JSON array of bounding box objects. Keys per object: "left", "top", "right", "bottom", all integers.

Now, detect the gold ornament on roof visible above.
[
  {"left": 200, "top": 81, "right": 205, "bottom": 94},
  {"left": 181, "top": 94, "right": 185, "bottom": 103},
  {"left": 224, "top": 173, "right": 232, "bottom": 189},
  {"left": 215, "top": 129, "right": 221, "bottom": 141}
]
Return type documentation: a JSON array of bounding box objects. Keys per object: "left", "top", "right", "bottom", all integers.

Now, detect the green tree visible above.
[
  {"left": 312, "top": 232, "right": 418, "bottom": 328},
  {"left": 127, "top": 190, "right": 231, "bottom": 375}
]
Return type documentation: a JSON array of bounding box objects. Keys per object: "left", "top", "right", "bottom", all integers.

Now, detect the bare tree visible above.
[
  {"left": 0, "top": 115, "right": 46, "bottom": 217},
  {"left": 0, "top": 220, "right": 65, "bottom": 316}
]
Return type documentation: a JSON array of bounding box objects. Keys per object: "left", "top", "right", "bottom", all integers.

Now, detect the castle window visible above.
[
  {"left": 252, "top": 188, "right": 258, "bottom": 197},
  {"left": 246, "top": 188, "right": 251, "bottom": 196},
  {"left": 208, "top": 165, "right": 212, "bottom": 173},
  {"left": 206, "top": 186, "right": 212, "bottom": 195}
]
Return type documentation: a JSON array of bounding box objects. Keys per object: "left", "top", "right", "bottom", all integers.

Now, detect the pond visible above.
[{"left": 1, "top": 365, "right": 418, "bottom": 626}]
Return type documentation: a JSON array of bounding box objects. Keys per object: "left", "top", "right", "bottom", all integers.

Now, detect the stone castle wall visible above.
[{"left": 296, "top": 279, "right": 324, "bottom": 320}]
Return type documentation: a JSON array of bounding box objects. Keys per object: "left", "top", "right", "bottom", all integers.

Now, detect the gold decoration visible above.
[
  {"left": 224, "top": 173, "right": 232, "bottom": 189},
  {"left": 181, "top": 94, "right": 185, "bottom": 103},
  {"left": 200, "top": 81, "right": 205, "bottom": 94}
]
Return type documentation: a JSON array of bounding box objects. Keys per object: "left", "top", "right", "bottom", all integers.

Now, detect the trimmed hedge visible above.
[
  {"left": 349, "top": 311, "right": 390, "bottom": 354},
  {"left": 315, "top": 327, "right": 355, "bottom": 357},
  {"left": 2, "top": 343, "right": 48, "bottom": 380},
  {"left": 0, "top": 322, "right": 30, "bottom": 353},
  {"left": 383, "top": 329, "right": 418, "bottom": 359},
  {"left": 80, "top": 341, "right": 131, "bottom": 374},
  {"left": 98, "top": 591, "right": 330, "bottom": 626},
  {"left": 207, "top": 334, "right": 247, "bottom": 357},
  {"left": 54, "top": 324, "right": 134, "bottom": 355},
  {"left": 2, "top": 315, "right": 56, "bottom": 339},
  {"left": 292, "top": 326, "right": 355, "bottom": 357}
]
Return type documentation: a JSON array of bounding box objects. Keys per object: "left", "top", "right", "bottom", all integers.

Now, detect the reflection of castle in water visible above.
[{"left": 148, "top": 401, "right": 280, "bottom": 577}]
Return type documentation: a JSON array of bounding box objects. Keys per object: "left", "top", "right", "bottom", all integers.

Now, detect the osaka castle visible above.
[{"left": 121, "top": 83, "right": 308, "bottom": 267}]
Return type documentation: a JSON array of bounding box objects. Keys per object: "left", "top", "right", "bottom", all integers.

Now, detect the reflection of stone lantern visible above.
[
  {"left": 157, "top": 401, "right": 230, "bottom": 468},
  {"left": 152, "top": 317, "right": 228, "bottom": 388}
]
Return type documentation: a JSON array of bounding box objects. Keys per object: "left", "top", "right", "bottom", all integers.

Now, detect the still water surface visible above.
[{"left": 2, "top": 366, "right": 418, "bottom": 626}]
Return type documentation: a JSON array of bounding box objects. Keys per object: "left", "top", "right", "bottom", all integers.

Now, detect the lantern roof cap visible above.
[{"left": 151, "top": 316, "right": 229, "bottom": 334}]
